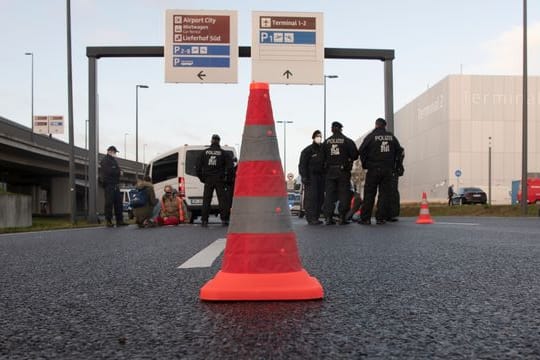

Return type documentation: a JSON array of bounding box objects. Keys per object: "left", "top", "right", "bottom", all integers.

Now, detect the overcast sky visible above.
[{"left": 1, "top": 0, "right": 539, "bottom": 175}]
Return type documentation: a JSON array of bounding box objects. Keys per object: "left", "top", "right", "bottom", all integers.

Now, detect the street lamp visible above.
[
  {"left": 124, "top": 133, "right": 129, "bottom": 159},
  {"left": 143, "top": 143, "right": 148, "bottom": 164},
  {"left": 488, "top": 136, "right": 492, "bottom": 206},
  {"left": 136, "top": 85, "right": 149, "bottom": 172},
  {"left": 276, "top": 120, "right": 293, "bottom": 176},
  {"left": 323, "top": 75, "right": 338, "bottom": 139},
  {"left": 24, "top": 52, "right": 34, "bottom": 132}
]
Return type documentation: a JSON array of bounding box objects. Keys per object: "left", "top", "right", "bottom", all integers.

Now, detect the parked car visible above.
[
  {"left": 287, "top": 192, "right": 301, "bottom": 215},
  {"left": 451, "top": 187, "right": 487, "bottom": 205}
]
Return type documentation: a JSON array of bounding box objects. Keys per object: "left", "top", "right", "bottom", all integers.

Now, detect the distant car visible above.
[
  {"left": 287, "top": 192, "right": 301, "bottom": 215},
  {"left": 451, "top": 187, "right": 487, "bottom": 205}
]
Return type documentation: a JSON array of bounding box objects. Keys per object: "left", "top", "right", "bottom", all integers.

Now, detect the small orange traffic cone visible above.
[
  {"left": 199, "top": 82, "right": 324, "bottom": 301},
  {"left": 416, "top": 192, "right": 434, "bottom": 224}
]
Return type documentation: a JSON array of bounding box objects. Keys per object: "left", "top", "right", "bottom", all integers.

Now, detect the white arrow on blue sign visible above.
[{"left": 455, "top": 170, "right": 462, "bottom": 177}]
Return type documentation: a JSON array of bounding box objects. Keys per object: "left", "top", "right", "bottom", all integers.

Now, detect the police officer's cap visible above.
[
  {"left": 375, "top": 118, "right": 387, "bottom": 127},
  {"left": 312, "top": 130, "right": 322, "bottom": 139},
  {"left": 107, "top": 145, "right": 119, "bottom": 153},
  {"left": 211, "top": 134, "right": 221, "bottom": 141},
  {"left": 331, "top": 121, "right": 343, "bottom": 129}
]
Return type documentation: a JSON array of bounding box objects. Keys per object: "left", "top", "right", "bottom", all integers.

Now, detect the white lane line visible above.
[
  {"left": 435, "top": 222, "right": 479, "bottom": 226},
  {"left": 178, "top": 238, "right": 226, "bottom": 269}
]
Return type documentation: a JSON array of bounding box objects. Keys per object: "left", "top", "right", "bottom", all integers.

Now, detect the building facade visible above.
[{"left": 394, "top": 75, "right": 540, "bottom": 204}]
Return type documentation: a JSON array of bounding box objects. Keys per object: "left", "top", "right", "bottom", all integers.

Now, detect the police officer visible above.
[
  {"left": 378, "top": 146, "right": 404, "bottom": 222},
  {"left": 100, "top": 145, "right": 127, "bottom": 227},
  {"left": 196, "top": 134, "right": 233, "bottom": 227},
  {"left": 298, "top": 130, "right": 324, "bottom": 225},
  {"left": 321, "top": 121, "right": 359, "bottom": 225},
  {"left": 359, "top": 118, "right": 403, "bottom": 225}
]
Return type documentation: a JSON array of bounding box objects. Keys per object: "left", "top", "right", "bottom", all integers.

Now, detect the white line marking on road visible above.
[
  {"left": 178, "top": 238, "right": 226, "bottom": 269},
  {"left": 436, "top": 222, "right": 479, "bottom": 226}
]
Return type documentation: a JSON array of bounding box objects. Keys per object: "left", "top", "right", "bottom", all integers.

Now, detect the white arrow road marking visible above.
[{"left": 178, "top": 238, "right": 226, "bottom": 269}]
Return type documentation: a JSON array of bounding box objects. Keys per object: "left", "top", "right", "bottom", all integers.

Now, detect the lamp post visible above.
[
  {"left": 488, "top": 136, "right": 492, "bottom": 206},
  {"left": 24, "top": 52, "right": 34, "bottom": 132},
  {"left": 136, "top": 84, "right": 149, "bottom": 176},
  {"left": 323, "top": 75, "right": 338, "bottom": 139},
  {"left": 143, "top": 143, "right": 147, "bottom": 164},
  {"left": 521, "top": 0, "right": 528, "bottom": 215},
  {"left": 124, "top": 133, "right": 129, "bottom": 159},
  {"left": 85, "top": 120, "right": 89, "bottom": 217},
  {"left": 276, "top": 120, "right": 293, "bottom": 176}
]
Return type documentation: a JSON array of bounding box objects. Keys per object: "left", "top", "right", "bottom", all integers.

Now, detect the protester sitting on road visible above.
[
  {"left": 346, "top": 191, "right": 363, "bottom": 222},
  {"left": 133, "top": 176, "right": 160, "bottom": 228},
  {"left": 158, "top": 185, "right": 188, "bottom": 226}
]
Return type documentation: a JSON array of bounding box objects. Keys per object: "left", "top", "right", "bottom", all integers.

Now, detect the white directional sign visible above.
[
  {"left": 164, "top": 10, "right": 238, "bottom": 83},
  {"left": 33, "top": 115, "right": 64, "bottom": 135},
  {"left": 252, "top": 11, "right": 324, "bottom": 85}
]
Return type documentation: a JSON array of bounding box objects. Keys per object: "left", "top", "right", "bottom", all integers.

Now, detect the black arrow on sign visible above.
[
  {"left": 283, "top": 70, "right": 293, "bottom": 79},
  {"left": 197, "top": 71, "right": 206, "bottom": 81}
]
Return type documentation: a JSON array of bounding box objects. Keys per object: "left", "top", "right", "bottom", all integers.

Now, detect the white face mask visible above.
[
  {"left": 109, "top": 151, "right": 117, "bottom": 158},
  {"left": 314, "top": 136, "right": 322, "bottom": 144}
]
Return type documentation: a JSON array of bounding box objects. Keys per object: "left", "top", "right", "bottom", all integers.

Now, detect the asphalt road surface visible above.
[{"left": 1, "top": 216, "right": 540, "bottom": 359}]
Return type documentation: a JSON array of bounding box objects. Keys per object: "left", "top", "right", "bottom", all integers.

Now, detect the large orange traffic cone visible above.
[
  {"left": 416, "top": 192, "right": 434, "bottom": 224},
  {"left": 200, "top": 82, "right": 324, "bottom": 301}
]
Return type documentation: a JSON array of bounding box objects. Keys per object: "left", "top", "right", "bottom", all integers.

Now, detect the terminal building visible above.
[{"left": 394, "top": 74, "right": 540, "bottom": 204}]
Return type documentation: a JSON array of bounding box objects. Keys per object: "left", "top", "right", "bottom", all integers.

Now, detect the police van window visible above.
[
  {"left": 185, "top": 150, "right": 203, "bottom": 176},
  {"left": 151, "top": 153, "right": 178, "bottom": 184}
]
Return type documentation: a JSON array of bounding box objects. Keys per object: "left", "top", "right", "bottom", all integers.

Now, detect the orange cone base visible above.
[
  {"left": 416, "top": 217, "right": 434, "bottom": 224},
  {"left": 200, "top": 269, "right": 324, "bottom": 301}
]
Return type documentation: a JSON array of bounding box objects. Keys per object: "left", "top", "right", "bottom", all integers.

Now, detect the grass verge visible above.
[
  {"left": 400, "top": 203, "right": 540, "bottom": 217},
  {"left": 0, "top": 216, "right": 103, "bottom": 234}
]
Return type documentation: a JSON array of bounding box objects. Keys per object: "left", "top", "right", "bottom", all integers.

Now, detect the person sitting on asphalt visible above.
[
  {"left": 132, "top": 176, "right": 160, "bottom": 228},
  {"left": 158, "top": 185, "right": 188, "bottom": 226}
]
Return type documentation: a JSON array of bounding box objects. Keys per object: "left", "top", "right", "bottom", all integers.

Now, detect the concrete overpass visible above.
[{"left": 0, "top": 116, "right": 142, "bottom": 216}]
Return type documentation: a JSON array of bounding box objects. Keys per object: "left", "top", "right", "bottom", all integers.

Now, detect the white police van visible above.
[{"left": 144, "top": 145, "right": 236, "bottom": 223}]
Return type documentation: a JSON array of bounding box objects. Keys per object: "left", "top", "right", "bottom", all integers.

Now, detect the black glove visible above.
[{"left": 396, "top": 165, "right": 404, "bottom": 177}]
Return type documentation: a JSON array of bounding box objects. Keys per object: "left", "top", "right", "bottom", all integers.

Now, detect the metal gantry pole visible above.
[
  {"left": 88, "top": 57, "right": 98, "bottom": 224},
  {"left": 384, "top": 60, "right": 395, "bottom": 133}
]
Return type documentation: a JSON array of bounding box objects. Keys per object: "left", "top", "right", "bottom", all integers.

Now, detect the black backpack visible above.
[{"left": 130, "top": 188, "right": 148, "bottom": 208}]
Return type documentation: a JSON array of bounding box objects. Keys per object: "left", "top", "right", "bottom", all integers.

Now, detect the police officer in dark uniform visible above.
[
  {"left": 100, "top": 145, "right": 127, "bottom": 227},
  {"left": 378, "top": 146, "right": 404, "bottom": 222},
  {"left": 359, "top": 118, "right": 403, "bottom": 225},
  {"left": 321, "top": 121, "right": 359, "bottom": 225},
  {"left": 298, "top": 130, "right": 324, "bottom": 225},
  {"left": 196, "top": 134, "right": 233, "bottom": 227}
]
